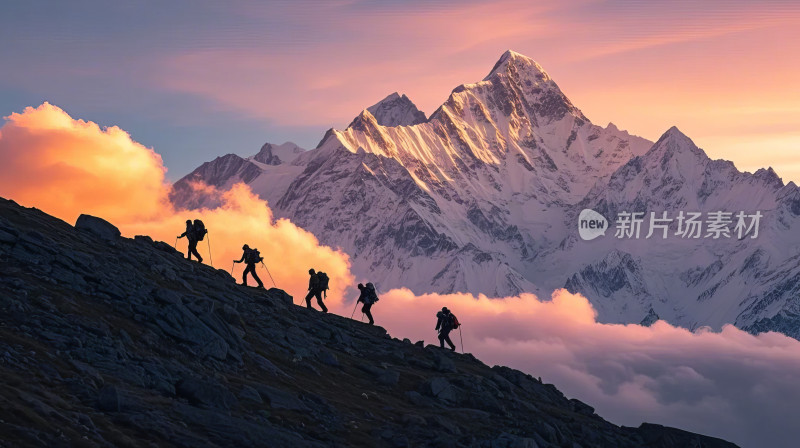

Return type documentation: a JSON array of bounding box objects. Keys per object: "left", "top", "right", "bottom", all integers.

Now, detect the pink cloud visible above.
[{"left": 332, "top": 288, "right": 800, "bottom": 447}]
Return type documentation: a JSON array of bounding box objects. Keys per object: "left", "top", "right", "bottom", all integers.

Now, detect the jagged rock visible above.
[
  {"left": 422, "top": 377, "right": 459, "bottom": 403},
  {"left": 426, "top": 377, "right": 450, "bottom": 397},
  {"left": 568, "top": 398, "right": 595, "bottom": 417},
  {"left": 434, "top": 354, "right": 457, "bottom": 373},
  {"left": 75, "top": 214, "right": 121, "bottom": 240},
  {"left": 640, "top": 307, "right": 660, "bottom": 327},
  {"left": 267, "top": 287, "right": 294, "bottom": 306}
]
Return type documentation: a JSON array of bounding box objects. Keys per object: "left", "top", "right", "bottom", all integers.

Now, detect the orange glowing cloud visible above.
[
  {"left": 123, "top": 182, "right": 353, "bottom": 305},
  {"left": 0, "top": 103, "right": 352, "bottom": 302},
  {"left": 0, "top": 103, "right": 170, "bottom": 223}
]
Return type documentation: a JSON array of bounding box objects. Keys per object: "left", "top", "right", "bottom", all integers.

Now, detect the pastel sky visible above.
[{"left": 2, "top": 0, "right": 799, "bottom": 180}]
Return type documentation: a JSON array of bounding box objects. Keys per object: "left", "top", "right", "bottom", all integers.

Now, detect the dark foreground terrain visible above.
[{"left": 0, "top": 197, "right": 737, "bottom": 447}]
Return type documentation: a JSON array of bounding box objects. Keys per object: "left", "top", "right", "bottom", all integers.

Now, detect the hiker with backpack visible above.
[
  {"left": 356, "top": 282, "right": 379, "bottom": 325},
  {"left": 233, "top": 244, "right": 264, "bottom": 288},
  {"left": 435, "top": 307, "right": 460, "bottom": 351},
  {"left": 177, "top": 219, "right": 205, "bottom": 263},
  {"left": 304, "top": 268, "right": 328, "bottom": 313}
]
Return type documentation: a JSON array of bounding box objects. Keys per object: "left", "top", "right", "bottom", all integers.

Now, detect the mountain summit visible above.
[
  {"left": 485, "top": 50, "right": 549, "bottom": 80},
  {"left": 363, "top": 92, "right": 427, "bottom": 127}
]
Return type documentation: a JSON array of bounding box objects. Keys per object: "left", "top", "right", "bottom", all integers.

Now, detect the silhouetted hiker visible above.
[
  {"left": 233, "top": 244, "right": 264, "bottom": 288},
  {"left": 435, "top": 307, "right": 459, "bottom": 351},
  {"left": 356, "top": 282, "right": 379, "bottom": 325},
  {"left": 177, "top": 219, "right": 202, "bottom": 263},
  {"left": 305, "top": 268, "right": 328, "bottom": 312}
]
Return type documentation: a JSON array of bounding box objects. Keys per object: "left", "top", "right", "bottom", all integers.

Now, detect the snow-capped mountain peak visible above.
[
  {"left": 253, "top": 142, "right": 305, "bottom": 165},
  {"left": 642, "top": 126, "right": 709, "bottom": 167},
  {"left": 484, "top": 50, "right": 549, "bottom": 81},
  {"left": 325, "top": 51, "right": 646, "bottom": 200},
  {"left": 364, "top": 92, "right": 427, "bottom": 127}
]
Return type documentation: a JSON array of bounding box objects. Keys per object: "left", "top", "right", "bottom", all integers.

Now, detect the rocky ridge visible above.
[{"left": 0, "top": 197, "right": 737, "bottom": 447}]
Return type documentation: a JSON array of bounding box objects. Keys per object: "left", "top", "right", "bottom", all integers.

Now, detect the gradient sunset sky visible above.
[{"left": 2, "top": 0, "right": 799, "bottom": 180}]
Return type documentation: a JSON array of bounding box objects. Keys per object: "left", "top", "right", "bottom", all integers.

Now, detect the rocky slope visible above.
[
  {"left": 0, "top": 197, "right": 737, "bottom": 447},
  {"left": 171, "top": 50, "right": 800, "bottom": 340}
]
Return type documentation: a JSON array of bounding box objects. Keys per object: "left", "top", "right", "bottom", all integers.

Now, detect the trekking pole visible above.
[
  {"left": 350, "top": 301, "right": 359, "bottom": 319},
  {"left": 230, "top": 261, "right": 235, "bottom": 276},
  {"left": 174, "top": 237, "right": 178, "bottom": 249},
  {"left": 260, "top": 261, "right": 277, "bottom": 287},
  {"left": 206, "top": 232, "right": 214, "bottom": 267},
  {"left": 459, "top": 327, "right": 464, "bottom": 354}
]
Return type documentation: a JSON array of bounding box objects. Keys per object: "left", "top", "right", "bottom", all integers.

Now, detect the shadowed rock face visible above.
[{"left": 0, "top": 197, "right": 738, "bottom": 448}]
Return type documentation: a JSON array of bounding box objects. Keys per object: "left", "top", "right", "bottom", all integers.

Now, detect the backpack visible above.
[
  {"left": 365, "top": 282, "right": 379, "bottom": 304},
  {"left": 318, "top": 272, "right": 330, "bottom": 290},
  {"left": 438, "top": 311, "right": 458, "bottom": 329},
  {"left": 245, "top": 248, "right": 262, "bottom": 264},
  {"left": 193, "top": 219, "right": 207, "bottom": 241}
]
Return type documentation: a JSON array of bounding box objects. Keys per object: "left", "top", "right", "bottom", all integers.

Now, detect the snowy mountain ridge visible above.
[{"left": 172, "top": 50, "right": 800, "bottom": 339}]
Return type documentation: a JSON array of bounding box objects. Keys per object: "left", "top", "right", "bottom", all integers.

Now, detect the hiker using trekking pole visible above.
[
  {"left": 435, "top": 307, "right": 460, "bottom": 351},
  {"left": 177, "top": 219, "right": 203, "bottom": 263},
  {"left": 304, "top": 269, "right": 328, "bottom": 313},
  {"left": 233, "top": 244, "right": 264, "bottom": 289},
  {"left": 356, "top": 283, "right": 379, "bottom": 325}
]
